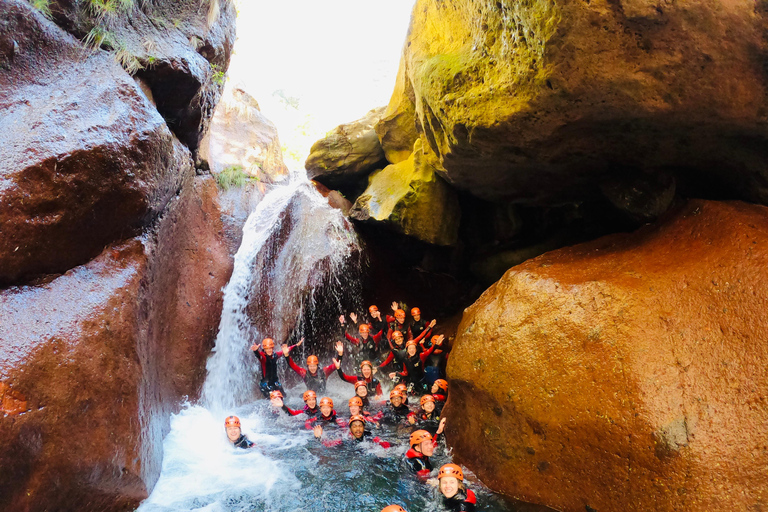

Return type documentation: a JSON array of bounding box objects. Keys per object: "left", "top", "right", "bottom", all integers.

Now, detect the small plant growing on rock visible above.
[
  {"left": 216, "top": 165, "right": 258, "bottom": 190},
  {"left": 27, "top": 0, "right": 52, "bottom": 18}
]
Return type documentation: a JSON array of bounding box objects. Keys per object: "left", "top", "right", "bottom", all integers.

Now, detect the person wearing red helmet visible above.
[
  {"left": 408, "top": 394, "right": 443, "bottom": 434},
  {"left": 334, "top": 346, "right": 383, "bottom": 398},
  {"left": 388, "top": 339, "right": 436, "bottom": 395},
  {"left": 380, "top": 388, "right": 411, "bottom": 425},
  {"left": 314, "top": 414, "right": 391, "bottom": 448},
  {"left": 339, "top": 313, "right": 382, "bottom": 363},
  {"left": 224, "top": 416, "right": 255, "bottom": 449},
  {"left": 250, "top": 336, "right": 298, "bottom": 398},
  {"left": 280, "top": 390, "right": 321, "bottom": 417},
  {"left": 438, "top": 463, "right": 477, "bottom": 512},
  {"left": 282, "top": 339, "right": 338, "bottom": 393},
  {"left": 403, "top": 420, "right": 446, "bottom": 480},
  {"left": 305, "top": 397, "right": 343, "bottom": 431},
  {"left": 406, "top": 307, "right": 437, "bottom": 344}
]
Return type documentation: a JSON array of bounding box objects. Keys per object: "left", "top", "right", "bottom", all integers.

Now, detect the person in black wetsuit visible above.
[
  {"left": 421, "top": 334, "right": 447, "bottom": 385},
  {"left": 378, "top": 330, "right": 408, "bottom": 378},
  {"left": 403, "top": 429, "right": 439, "bottom": 480},
  {"left": 305, "top": 397, "right": 344, "bottom": 432},
  {"left": 314, "top": 415, "right": 391, "bottom": 448},
  {"left": 380, "top": 388, "right": 411, "bottom": 425},
  {"left": 388, "top": 306, "right": 409, "bottom": 341},
  {"left": 408, "top": 394, "right": 442, "bottom": 434},
  {"left": 340, "top": 315, "right": 382, "bottom": 364},
  {"left": 280, "top": 390, "right": 320, "bottom": 418},
  {"left": 335, "top": 344, "right": 383, "bottom": 398},
  {"left": 389, "top": 339, "right": 436, "bottom": 395},
  {"left": 251, "top": 337, "right": 297, "bottom": 398},
  {"left": 283, "top": 340, "right": 338, "bottom": 393},
  {"left": 437, "top": 463, "right": 477, "bottom": 512},
  {"left": 406, "top": 307, "right": 436, "bottom": 344},
  {"left": 367, "top": 305, "right": 388, "bottom": 340},
  {"left": 224, "top": 416, "right": 255, "bottom": 449},
  {"left": 431, "top": 379, "right": 448, "bottom": 413}
]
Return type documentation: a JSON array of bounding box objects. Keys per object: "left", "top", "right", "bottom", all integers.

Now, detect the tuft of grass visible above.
[
  {"left": 210, "top": 63, "right": 226, "bottom": 86},
  {"left": 83, "top": 25, "right": 114, "bottom": 49},
  {"left": 28, "top": 0, "right": 52, "bottom": 18},
  {"left": 114, "top": 45, "right": 143, "bottom": 74},
  {"left": 216, "top": 165, "right": 255, "bottom": 190}
]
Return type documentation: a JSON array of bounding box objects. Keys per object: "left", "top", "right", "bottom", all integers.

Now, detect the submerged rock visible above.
[
  {"left": 444, "top": 199, "right": 768, "bottom": 512},
  {"left": 305, "top": 107, "right": 388, "bottom": 190},
  {"left": 0, "top": 175, "right": 232, "bottom": 511},
  {"left": 387, "top": 0, "right": 768, "bottom": 206},
  {"left": 351, "top": 139, "right": 460, "bottom": 246},
  {"left": 0, "top": 2, "right": 186, "bottom": 286}
]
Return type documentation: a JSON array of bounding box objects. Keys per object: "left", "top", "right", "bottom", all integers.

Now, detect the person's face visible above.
[
  {"left": 264, "top": 346, "right": 274, "bottom": 356},
  {"left": 431, "top": 382, "right": 439, "bottom": 394},
  {"left": 420, "top": 439, "right": 435, "bottom": 457},
  {"left": 306, "top": 397, "right": 317, "bottom": 409},
  {"left": 320, "top": 405, "right": 332, "bottom": 417},
  {"left": 308, "top": 363, "right": 318, "bottom": 373},
  {"left": 356, "top": 386, "right": 368, "bottom": 398},
  {"left": 391, "top": 395, "right": 402, "bottom": 407},
  {"left": 226, "top": 426, "right": 241, "bottom": 442},
  {"left": 350, "top": 421, "right": 365, "bottom": 439},
  {"left": 407, "top": 345, "right": 417, "bottom": 357},
  {"left": 413, "top": 313, "right": 421, "bottom": 321},
  {"left": 440, "top": 476, "right": 459, "bottom": 498},
  {"left": 361, "top": 365, "right": 372, "bottom": 379},
  {"left": 393, "top": 335, "right": 403, "bottom": 346},
  {"left": 349, "top": 404, "right": 361, "bottom": 415},
  {"left": 423, "top": 401, "right": 435, "bottom": 413},
  {"left": 395, "top": 314, "right": 405, "bottom": 324},
  {"left": 360, "top": 331, "right": 369, "bottom": 339},
  {"left": 270, "top": 397, "right": 282, "bottom": 407}
]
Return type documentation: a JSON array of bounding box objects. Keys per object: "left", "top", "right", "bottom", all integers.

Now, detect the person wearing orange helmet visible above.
[
  {"left": 380, "top": 388, "right": 411, "bottom": 425},
  {"left": 408, "top": 394, "right": 443, "bottom": 434},
  {"left": 406, "top": 307, "right": 437, "bottom": 344},
  {"left": 280, "top": 389, "right": 321, "bottom": 417},
  {"left": 305, "top": 396, "right": 343, "bottom": 431},
  {"left": 431, "top": 378, "right": 449, "bottom": 412},
  {"left": 314, "top": 414, "right": 391, "bottom": 448},
  {"left": 380, "top": 506, "right": 408, "bottom": 512},
  {"left": 367, "top": 304, "right": 388, "bottom": 339},
  {"left": 387, "top": 302, "right": 410, "bottom": 341},
  {"left": 250, "top": 336, "right": 299, "bottom": 398},
  {"left": 402, "top": 422, "right": 446, "bottom": 480},
  {"left": 438, "top": 463, "right": 477, "bottom": 511},
  {"left": 388, "top": 338, "right": 437, "bottom": 395},
  {"left": 421, "top": 334, "right": 448, "bottom": 386},
  {"left": 334, "top": 347, "right": 383, "bottom": 398},
  {"left": 224, "top": 415, "right": 255, "bottom": 449},
  {"left": 339, "top": 312, "right": 382, "bottom": 363},
  {"left": 377, "top": 330, "right": 408, "bottom": 376},
  {"left": 282, "top": 340, "right": 338, "bottom": 393}
]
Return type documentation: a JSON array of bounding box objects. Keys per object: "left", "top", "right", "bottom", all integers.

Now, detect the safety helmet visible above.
[
  {"left": 438, "top": 463, "right": 464, "bottom": 481},
  {"left": 306, "top": 355, "right": 319, "bottom": 366},
  {"left": 389, "top": 389, "right": 404, "bottom": 399},
  {"left": 381, "top": 506, "right": 407, "bottom": 512},
  {"left": 354, "top": 380, "right": 368, "bottom": 391},
  {"left": 394, "top": 383, "right": 407, "bottom": 394},
  {"left": 405, "top": 339, "right": 418, "bottom": 349},
  {"left": 303, "top": 390, "right": 317, "bottom": 402},
  {"left": 224, "top": 416, "right": 240, "bottom": 428},
  {"left": 392, "top": 330, "right": 404, "bottom": 340},
  {"left": 359, "top": 324, "right": 370, "bottom": 334},
  {"left": 395, "top": 309, "right": 406, "bottom": 321},
  {"left": 411, "top": 307, "right": 421, "bottom": 316},
  {"left": 319, "top": 397, "right": 334, "bottom": 408},
  {"left": 434, "top": 379, "right": 448, "bottom": 392},
  {"left": 409, "top": 429, "right": 432, "bottom": 447},
  {"left": 349, "top": 414, "right": 366, "bottom": 426},
  {"left": 270, "top": 390, "right": 283, "bottom": 400},
  {"left": 348, "top": 396, "right": 363, "bottom": 407},
  {"left": 431, "top": 335, "right": 442, "bottom": 344},
  {"left": 420, "top": 394, "right": 435, "bottom": 406},
  {"left": 369, "top": 305, "right": 379, "bottom": 314},
  {"left": 262, "top": 338, "right": 275, "bottom": 349},
  {"left": 360, "top": 360, "right": 373, "bottom": 370}
]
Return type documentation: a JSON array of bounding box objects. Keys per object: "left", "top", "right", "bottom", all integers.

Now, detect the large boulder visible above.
[
  {"left": 390, "top": 0, "right": 768, "bottom": 205},
  {"left": 0, "top": 2, "right": 186, "bottom": 286},
  {"left": 444, "top": 199, "right": 768, "bottom": 512},
  {"left": 0, "top": 175, "right": 232, "bottom": 511},
  {"left": 305, "top": 107, "right": 388, "bottom": 190},
  {"left": 351, "top": 139, "right": 461, "bottom": 246},
  {"left": 199, "top": 83, "right": 289, "bottom": 183},
  {"left": 47, "top": 0, "right": 236, "bottom": 151},
  {"left": 374, "top": 54, "right": 420, "bottom": 165}
]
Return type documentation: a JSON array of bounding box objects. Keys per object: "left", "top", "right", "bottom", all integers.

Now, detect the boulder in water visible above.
[{"left": 444, "top": 199, "right": 768, "bottom": 512}]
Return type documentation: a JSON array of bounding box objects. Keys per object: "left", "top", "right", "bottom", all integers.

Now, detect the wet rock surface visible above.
[
  {"left": 444, "top": 199, "right": 768, "bottom": 512},
  {"left": 0, "top": 175, "right": 232, "bottom": 511}
]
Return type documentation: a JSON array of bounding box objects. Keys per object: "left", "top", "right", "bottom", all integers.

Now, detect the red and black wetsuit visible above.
[
  {"left": 253, "top": 344, "right": 295, "bottom": 397},
  {"left": 232, "top": 434, "right": 255, "bottom": 449},
  {"left": 378, "top": 342, "right": 408, "bottom": 371},
  {"left": 287, "top": 356, "right": 335, "bottom": 393},
  {"left": 321, "top": 430, "right": 391, "bottom": 448},
  {"left": 380, "top": 402, "right": 411, "bottom": 425},
  {"left": 392, "top": 344, "right": 436, "bottom": 390},
  {"left": 282, "top": 404, "right": 320, "bottom": 418},
  {"left": 336, "top": 368, "right": 383, "bottom": 397},
  {"left": 443, "top": 489, "right": 477, "bottom": 512},
  {"left": 345, "top": 331, "right": 382, "bottom": 362},
  {"left": 369, "top": 315, "right": 387, "bottom": 338},
  {"left": 387, "top": 316, "right": 410, "bottom": 341},
  {"left": 413, "top": 409, "right": 442, "bottom": 435},
  {"left": 407, "top": 318, "right": 433, "bottom": 344},
  {"left": 420, "top": 336, "right": 446, "bottom": 367},
  {"left": 305, "top": 410, "right": 343, "bottom": 430},
  {"left": 403, "top": 448, "right": 433, "bottom": 479},
  {"left": 433, "top": 393, "right": 447, "bottom": 414}
]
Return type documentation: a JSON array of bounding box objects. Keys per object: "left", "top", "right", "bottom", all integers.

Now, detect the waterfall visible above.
[{"left": 201, "top": 178, "right": 362, "bottom": 413}]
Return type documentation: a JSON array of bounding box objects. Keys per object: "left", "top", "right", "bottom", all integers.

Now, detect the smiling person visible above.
[
  {"left": 283, "top": 339, "right": 337, "bottom": 393},
  {"left": 314, "top": 414, "right": 391, "bottom": 448},
  {"left": 403, "top": 423, "right": 445, "bottom": 480},
  {"left": 437, "top": 464, "right": 476, "bottom": 512},
  {"left": 224, "top": 416, "right": 255, "bottom": 449},
  {"left": 250, "top": 337, "right": 298, "bottom": 398}
]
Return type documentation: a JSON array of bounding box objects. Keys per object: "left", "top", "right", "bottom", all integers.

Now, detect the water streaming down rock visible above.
[{"left": 202, "top": 178, "right": 363, "bottom": 413}]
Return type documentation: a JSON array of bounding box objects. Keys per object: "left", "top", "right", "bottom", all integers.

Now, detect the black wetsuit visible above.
[
  {"left": 403, "top": 448, "right": 433, "bottom": 478},
  {"left": 253, "top": 346, "right": 291, "bottom": 397},
  {"left": 381, "top": 402, "right": 411, "bottom": 425},
  {"left": 443, "top": 490, "right": 477, "bottom": 512},
  {"left": 232, "top": 434, "right": 254, "bottom": 449},
  {"left": 414, "top": 409, "right": 442, "bottom": 435},
  {"left": 408, "top": 318, "right": 428, "bottom": 340}
]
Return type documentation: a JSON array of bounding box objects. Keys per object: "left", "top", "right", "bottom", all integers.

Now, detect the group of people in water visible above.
[{"left": 225, "top": 302, "right": 476, "bottom": 511}]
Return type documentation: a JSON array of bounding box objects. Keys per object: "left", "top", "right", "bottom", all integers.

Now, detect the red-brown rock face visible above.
[
  {"left": 0, "top": 176, "right": 231, "bottom": 511},
  {"left": 444, "top": 199, "right": 768, "bottom": 512}
]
